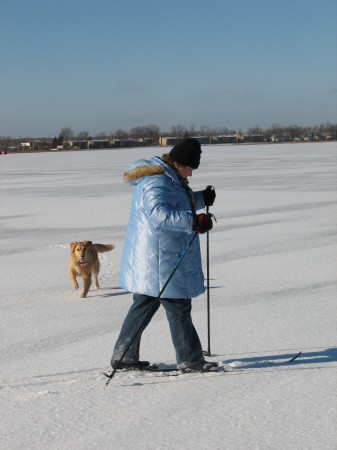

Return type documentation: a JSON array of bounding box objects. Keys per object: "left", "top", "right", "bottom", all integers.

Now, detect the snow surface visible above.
[{"left": 1, "top": 142, "right": 336, "bottom": 449}]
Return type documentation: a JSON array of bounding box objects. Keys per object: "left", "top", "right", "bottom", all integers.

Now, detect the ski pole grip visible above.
[{"left": 204, "top": 185, "right": 216, "bottom": 209}]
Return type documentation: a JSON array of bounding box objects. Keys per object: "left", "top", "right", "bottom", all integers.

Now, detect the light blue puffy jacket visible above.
[{"left": 120, "top": 156, "right": 206, "bottom": 299}]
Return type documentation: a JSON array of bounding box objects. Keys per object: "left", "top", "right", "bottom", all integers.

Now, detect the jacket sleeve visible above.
[
  {"left": 143, "top": 176, "right": 194, "bottom": 233},
  {"left": 194, "top": 190, "right": 205, "bottom": 211}
]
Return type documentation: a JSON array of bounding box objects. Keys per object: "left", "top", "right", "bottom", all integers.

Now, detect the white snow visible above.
[{"left": 1, "top": 142, "right": 336, "bottom": 449}]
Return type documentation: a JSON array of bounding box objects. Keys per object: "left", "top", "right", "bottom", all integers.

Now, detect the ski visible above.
[
  {"left": 103, "top": 364, "right": 164, "bottom": 385},
  {"left": 154, "top": 365, "right": 232, "bottom": 378},
  {"left": 103, "top": 352, "right": 301, "bottom": 385},
  {"left": 103, "top": 363, "right": 231, "bottom": 385},
  {"left": 147, "top": 364, "right": 230, "bottom": 374},
  {"left": 103, "top": 364, "right": 175, "bottom": 377}
]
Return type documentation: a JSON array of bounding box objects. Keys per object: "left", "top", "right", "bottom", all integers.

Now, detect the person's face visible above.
[{"left": 174, "top": 163, "right": 194, "bottom": 179}]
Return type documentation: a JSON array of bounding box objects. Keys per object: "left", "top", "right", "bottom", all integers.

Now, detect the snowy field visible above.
[{"left": 1, "top": 142, "right": 336, "bottom": 449}]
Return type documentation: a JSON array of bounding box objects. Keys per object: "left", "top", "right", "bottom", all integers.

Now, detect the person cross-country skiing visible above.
[{"left": 110, "top": 138, "right": 217, "bottom": 372}]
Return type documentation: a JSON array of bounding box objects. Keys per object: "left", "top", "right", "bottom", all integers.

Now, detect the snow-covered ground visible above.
[{"left": 1, "top": 142, "right": 336, "bottom": 449}]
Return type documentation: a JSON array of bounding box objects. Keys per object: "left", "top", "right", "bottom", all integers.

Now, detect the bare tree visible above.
[
  {"left": 0, "top": 136, "right": 12, "bottom": 149},
  {"left": 285, "top": 124, "right": 303, "bottom": 140},
  {"left": 77, "top": 131, "right": 89, "bottom": 140},
  {"left": 114, "top": 129, "right": 129, "bottom": 140},
  {"left": 94, "top": 131, "right": 107, "bottom": 139},
  {"left": 171, "top": 124, "right": 186, "bottom": 138},
  {"left": 214, "top": 127, "right": 229, "bottom": 135},
  {"left": 247, "top": 126, "right": 264, "bottom": 136},
  {"left": 188, "top": 124, "right": 196, "bottom": 136},
  {"left": 266, "top": 123, "right": 282, "bottom": 140},
  {"left": 144, "top": 124, "right": 160, "bottom": 144},
  {"left": 60, "top": 127, "right": 74, "bottom": 143},
  {"left": 199, "top": 125, "right": 212, "bottom": 137},
  {"left": 129, "top": 126, "right": 144, "bottom": 140},
  {"left": 325, "top": 122, "right": 337, "bottom": 138}
]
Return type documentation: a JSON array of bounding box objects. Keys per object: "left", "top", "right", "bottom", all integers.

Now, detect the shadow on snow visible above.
[{"left": 224, "top": 347, "right": 337, "bottom": 369}]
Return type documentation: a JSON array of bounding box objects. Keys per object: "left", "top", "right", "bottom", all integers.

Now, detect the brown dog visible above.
[{"left": 69, "top": 241, "right": 114, "bottom": 298}]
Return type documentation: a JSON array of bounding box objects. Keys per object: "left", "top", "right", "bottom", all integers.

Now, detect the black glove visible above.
[
  {"left": 203, "top": 185, "right": 216, "bottom": 207},
  {"left": 193, "top": 213, "right": 213, "bottom": 234}
]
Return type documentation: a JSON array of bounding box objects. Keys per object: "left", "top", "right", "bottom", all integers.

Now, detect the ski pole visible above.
[
  {"left": 105, "top": 231, "right": 198, "bottom": 386},
  {"left": 203, "top": 203, "right": 211, "bottom": 356},
  {"left": 203, "top": 185, "right": 215, "bottom": 357}
]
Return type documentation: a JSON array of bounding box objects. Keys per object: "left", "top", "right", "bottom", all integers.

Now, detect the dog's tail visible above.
[{"left": 93, "top": 243, "right": 114, "bottom": 253}]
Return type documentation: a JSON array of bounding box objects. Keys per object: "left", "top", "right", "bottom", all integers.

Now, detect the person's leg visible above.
[
  {"left": 111, "top": 293, "right": 160, "bottom": 365},
  {"left": 160, "top": 298, "right": 204, "bottom": 368}
]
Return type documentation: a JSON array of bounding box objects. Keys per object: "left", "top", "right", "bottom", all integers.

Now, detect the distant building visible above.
[
  {"left": 88, "top": 139, "right": 110, "bottom": 149},
  {"left": 20, "top": 142, "right": 31, "bottom": 151},
  {"left": 32, "top": 141, "right": 52, "bottom": 150},
  {"left": 211, "top": 135, "right": 238, "bottom": 144},
  {"left": 194, "top": 136, "right": 209, "bottom": 145},
  {"left": 242, "top": 134, "right": 265, "bottom": 143},
  {"left": 71, "top": 140, "right": 88, "bottom": 149},
  {"left": 159, "top": 136, "right": 210, "bottom": 146},
  {"left": 159, "top": 137, "right": 183, "bottom": 146}
]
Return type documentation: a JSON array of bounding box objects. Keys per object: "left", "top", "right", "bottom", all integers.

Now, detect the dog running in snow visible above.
[{"left": 69, "top": 241, "right": 114, "bottom": 298}]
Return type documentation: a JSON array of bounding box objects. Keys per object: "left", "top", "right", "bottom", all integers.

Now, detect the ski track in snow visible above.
[{"left": 2, "top": 348, "right": 335, "bottom": 393}]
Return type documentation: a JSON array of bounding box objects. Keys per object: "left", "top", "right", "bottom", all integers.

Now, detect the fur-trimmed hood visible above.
[
  {"left": 124, "top": 164, "right": 165, "bottom": 183},
  {"left": 124, "top": 156, "right": 177, "bottom": 185}
]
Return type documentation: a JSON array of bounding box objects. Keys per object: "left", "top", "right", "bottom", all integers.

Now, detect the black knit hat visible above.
[{"left": 169, "top": 138, "right": 202, "bottom": 169}]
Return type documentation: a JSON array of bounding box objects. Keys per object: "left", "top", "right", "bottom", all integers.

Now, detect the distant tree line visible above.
[
  {"left": 1, "top": 122, "right": 336, "bottom": 150},
  {"left": 52, "top": 122, "right": 337, "bottom": 142}
]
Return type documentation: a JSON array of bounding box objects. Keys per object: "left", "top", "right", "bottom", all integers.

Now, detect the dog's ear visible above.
[
  {"left": 70, "top": 242, "right": 77, "bottom": 252},
  {"left": 84, "top": 241, "right": 93, "bottom": 246}
]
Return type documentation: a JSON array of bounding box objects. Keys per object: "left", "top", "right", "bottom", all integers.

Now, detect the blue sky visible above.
[{"left": 1, "top": 0, "right": 336, "bottom": 137}]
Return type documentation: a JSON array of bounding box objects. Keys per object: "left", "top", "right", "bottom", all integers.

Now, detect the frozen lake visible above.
[{"left": 0, "top": 142, "right": 336, "bottom": 449}]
